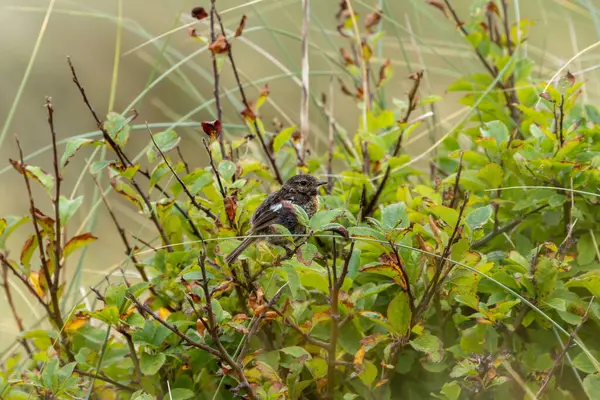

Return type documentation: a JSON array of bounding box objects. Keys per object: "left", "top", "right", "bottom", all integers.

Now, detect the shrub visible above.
[{"left": 1, "top": 1, "right": 599, "bottom": 399}]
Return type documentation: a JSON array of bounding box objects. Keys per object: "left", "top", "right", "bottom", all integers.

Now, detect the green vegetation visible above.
[{"left": 1, "top": 1, "right": 600, "bottom": 399}]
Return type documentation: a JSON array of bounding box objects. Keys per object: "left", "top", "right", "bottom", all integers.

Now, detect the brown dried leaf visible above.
[
  {"left": 208, "top": 34, "right": 229, "bottom": 54},
  {"left": 191, "top": 6, "right": 208, "bottom": 20},
  {"left": 241, "top": 103, "right": 257, "bottom": 121},
  {"left": 364, "top": 8, "right": 382, "bottom": 32},
  {"left": 427, "top": 0, "right": 449, "bottom": 18},
  {"left": 486, "top": 1, "right": 500, "bottom": 16},
  {"left": 340, "top": 47, "right": 355, "bottom": 66},
  {"left": 235, "top": 15, "right": 247, "bottom": 37},
  {"left": 354, "top": 345, "right": 366, "bottom": 372},
  {"left": 377, "top": 59, "right": 392, "bottom": 87}
]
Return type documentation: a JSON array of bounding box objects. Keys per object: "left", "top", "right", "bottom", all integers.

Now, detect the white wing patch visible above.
[{"left": 270, "top": 203, "right": 283, "bottom": 212}]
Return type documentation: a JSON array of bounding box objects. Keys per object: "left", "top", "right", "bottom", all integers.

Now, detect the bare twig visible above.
[
  {"left": 472, "top": 204, "right": 548, "bottom": 248},
  {"left": 364, "top": 71, "right": 423, "bottom": 217},
  {"left": 327, "top": 239, "right": 355, "bottom": 399},
  {"left": 67, "top": 57, "right": 174, "bottom": 252},
  {"left": 176, "top": 146, "right": 191, "bottom": 175},
  {"left": 203, "top": 138, "right": 227, "bottom": 198},
  {"left": 268, "top": 306, "right": 329, "bottom": 349},
  {"left": 448, "top": 152, "right": 464, "bottom": 209},
  {"left": 299, "top": 0, "right": 310, "bottom": 161},
  {"left": 417, "top": 192, "right": 469, "bottom": 319},
  {"left": 74, "top": 369, "right": 136, "bottom": 392},
  {"left": 46, "top": 97, "right": 63, "bottom": 294},
  {"left": 212, "top": 10, "right": 283, "bottom": 184},
  {"left": 1, "top": 262, "right": 33, "bottom": 355},
  {"left": 326, "top": 78, "right": 335, "bottom": 194},
  {"left": 536, "top": 298, "right": 594, "bottom": 398},
  {"left": 208, "top": 0, "right": 226, "bottom": 160},
  {"left": 91, "top": 176, "right": 175, "bottom": 311}
]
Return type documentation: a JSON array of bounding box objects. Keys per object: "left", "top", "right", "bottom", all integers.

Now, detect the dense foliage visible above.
[{"left": 1, "top": 1, "right": 600, "bottom": 399}]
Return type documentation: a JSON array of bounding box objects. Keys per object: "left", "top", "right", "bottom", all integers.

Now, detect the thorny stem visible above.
[{"left": 212, "top": 8, "right": 283, "bottom": 184}]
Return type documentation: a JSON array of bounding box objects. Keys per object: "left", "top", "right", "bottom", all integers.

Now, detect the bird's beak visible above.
[{"left": 318, "top": 180, "right": 328, "bottom": 187}]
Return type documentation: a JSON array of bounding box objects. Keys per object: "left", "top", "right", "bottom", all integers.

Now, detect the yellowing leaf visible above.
[
  {"left": 354, "top": 345, "right": 366, "bottom": 372},
  {"left": 29, "top": 272, "right": 45, "bottom": 297},
  {"left": 63, "top": 233, "right": 98, "bottom": 259},
  {"left": 65, "top": 317, "right": 89, "bottom": 332}
]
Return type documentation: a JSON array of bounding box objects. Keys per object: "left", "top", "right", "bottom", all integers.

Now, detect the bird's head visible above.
[{"left": 282, "top": 174, "right": 327, "bottom": 195}]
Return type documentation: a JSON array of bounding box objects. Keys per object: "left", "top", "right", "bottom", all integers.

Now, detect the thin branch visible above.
[
  {"left": 448, "top": 151, "right": 464, "bottom": 209},
  {"left": 67, "top": 57, "right": 174, "bottom": 252},
  {"left": 74, "top": 369, "right": 136, "bottom": 392},
  {"left": 203, "top": 138, "right": 227, "bottom": 199},
  {"left": 128, "top": 293, "right": 221, "bottom": 357},
  {"left": 176, "top": 146, "right": 191, "bottom": 175},
  {"left": 364, "top": 71, "right": 423, "bottom": 217},
  {"left": 209, "top": 0, "right": 226, "bottom": 160},
  {"left": 46, "top": 97, "right": 62, "bottom": 295},
  {"left": 1, "top": 263, "right": 33, "bottom": 356},
  {"left": 268, "top": 306, "right": 329, "bottom": 349},
  {"left": 147, "top": 123, "right": 215, "bottom": 230},
  {"left": 212, "top": 9, "right": 283, "bottom": 184},
  {"left": 472, "top": 204, "right": 548, "bottom": 248},
  {"left": 91, "top": 176, "right": 175, "bottom": 311},
  {"left": 417, "top": 192, "right": 469, "bottom": 319},
  {"left": 198, "top": 252, "right": 256, "bottom": 399},
  {"left": 299, "top": 0, "right": 310, "bottom": 161},
  {"left": 536, "top": 298, "right": 594, "bottom": 398},
  {"left": 326, "top": 78, "right": 335, "bottom": 194},
  {"left": 0, "top": 253, "right": 51, "bottom": 315}
]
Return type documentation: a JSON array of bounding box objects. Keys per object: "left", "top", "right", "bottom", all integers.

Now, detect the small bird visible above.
[{"left": 225, "top": 174, "right": 327, "bottom": 263}]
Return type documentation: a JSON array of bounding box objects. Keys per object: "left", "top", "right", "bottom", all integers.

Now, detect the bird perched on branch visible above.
[{"left": 225, "top": 174, "right": 327, "bottom": 263}]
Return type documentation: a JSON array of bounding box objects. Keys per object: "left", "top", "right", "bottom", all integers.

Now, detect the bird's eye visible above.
[{"left": 300, "top": 180, "right": 307, "bottom": 186}]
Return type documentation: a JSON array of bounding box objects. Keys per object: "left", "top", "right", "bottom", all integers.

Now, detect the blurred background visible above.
[{"left": 0, "top": 0, "right": 599, "bottom": 348}]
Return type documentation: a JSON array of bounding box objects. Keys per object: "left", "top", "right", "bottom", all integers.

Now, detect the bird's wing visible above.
[{"left": 249, "top": 201, "right": 284, "bottom": 234}]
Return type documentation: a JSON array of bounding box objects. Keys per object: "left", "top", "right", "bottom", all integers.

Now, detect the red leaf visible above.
[
  {"left": 340, "top": 48, "right": 355, "bottom": 66},
  {"left": 201, "top": 120, "right": 223, "bottom": 140},
  {"left": 427, "top": 0, "right": 449, "bottom": 18},
  {"left": 364, "top": 8, "right": 382, "bottom": 32}
]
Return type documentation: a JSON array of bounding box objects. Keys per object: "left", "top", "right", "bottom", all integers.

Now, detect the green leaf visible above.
[
  {"left": 583, "top": 374, "right": 600, "bottom": 400},
  {"left": 218, "top": 160, "right": 236, "bottom": 181},
  {"left": 281, "top": 346, "right": 312, "bottom": 359},
  {"left": 465, "top": 205, "right": 493, "bottom": 229},
  {"left": 410, "top": 333, "right": 443, "bottom": 362},
  {"left": 381, "top": 202, "right": 408, "bottom": 231},
  {"left": 147, "top": 130, "right": 180, "bottom": 163},
  {"left": 41, "top": 358, "right": 59, "bottom": 391},
  {"left": 349, "top": 226, "right": 386, "bottom": 242},
  {"left": 430, "top": 205, "right": 459, "bottom": 227},
  {"left": 309, "top": 210, "right": 344, "bottom": 231},
  {"left": 90, "top": 160, "right": 111, "bottom": 174},
  {"left": 105, "top": 285, "right": 127, "bottom": 309},
  {"left": 347, "top": 249, "right": 361, "bottom": 279},
  {"left": 60, "top": 138, "right": 102, "bottom": 170},
  {"left": 133, "top": 320, "right": 172, "bottom": 348},
  {"left": 283, "top": 262, "right": 301, "bottom": 296},
  {"left": 292, "top": 204, "right": 310, "bottom": 228},
  {"left": 273, "top": 126, "right": 296, "bottom": 152},
  {"left": 58, "top": 196, "right": 83, "bottom": 225},
  {"left": 0, "top": 215, "right": 29, "bottom": 249},
  {"left": 297, "top": 243, "right": 318, "bottom": 266},
  {"left": 481, "top": 120, "right": 509, "bottom": 146},
  {"left": 92, "top": 306, "right": 120, "bottom": 325},
  {"left": 477, "top": 163, "right": 503, "bottom": 188},
  {"left": 566, "top": 271, "right": 600, "bottom": 296},
  {"left": 63, "top": 233, "right": 98, "bottom": 259},
  {"left": 577, "top": 233, "right": 596, "bottom": 265},
  {"left": 104, "top": 112, "right": 131, "bottom": 148},
  {"left": 387, "top": 292, "right": 411, "bottom": 336},
  {"left": 140, "top": 352, "right": 166, "bottom": 375},
  {"left": 572, "top": 351, "right": 600, "bottom": 374},
  {"left": 440, "top": 381, "right": 461, "bottom": 400},
  {"left": 168, "top": 388, "right": 196, "bottom": 400}
]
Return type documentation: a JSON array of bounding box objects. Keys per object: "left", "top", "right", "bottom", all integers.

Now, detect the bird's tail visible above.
[{"left": 225, "top": 237, "right": 258, "bottom": 264}]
